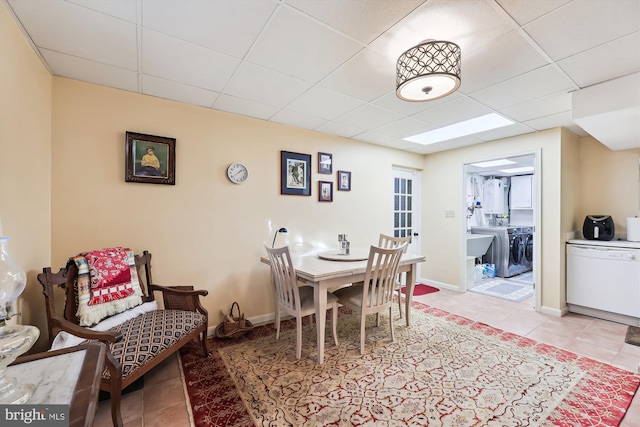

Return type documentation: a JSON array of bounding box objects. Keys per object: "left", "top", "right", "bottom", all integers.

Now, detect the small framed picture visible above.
[
  {"left": 319, "top": 181, "right": 333, "bottom": 202},
  {"left": 338, "top": 170, "right": 351, "bottom": 191},
  {"left": 318, "top": 152, "right": 332, "bottom": 174},
  {"left": 125, "top": 131, "right": 176, "bottom": 185},
  {"left": 281, "top": 151, "right": 311, "bottom": 196}
]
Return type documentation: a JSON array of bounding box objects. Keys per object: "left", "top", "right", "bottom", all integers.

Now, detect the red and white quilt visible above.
[{"left": 73, "top": 247, "right": 143, "bottom": 326}]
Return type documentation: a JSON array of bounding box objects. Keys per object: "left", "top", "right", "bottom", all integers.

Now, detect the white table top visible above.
[
  {"left": 316, "top": 248, "right": 370, "bottom": 261},
  {"left": 261, "top": 251, "right": 426, "bottom": 283}
]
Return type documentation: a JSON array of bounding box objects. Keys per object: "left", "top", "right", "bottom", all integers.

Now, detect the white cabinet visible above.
[{"left": 510, "top": 175, "right": 533, "bottom": 209}]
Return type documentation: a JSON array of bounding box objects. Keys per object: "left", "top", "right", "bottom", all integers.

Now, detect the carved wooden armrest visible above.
[
  {"left": 50, "top": 316, "right": 123, "bottom": 344},
  {"left": 148, "top": 283, "right": 209, "bottom": 316}
]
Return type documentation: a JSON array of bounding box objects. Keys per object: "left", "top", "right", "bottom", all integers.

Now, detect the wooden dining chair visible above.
[
  {"left": 264, "top": 245, "right": 339, "bottom": 360},
  {"left": 378, "top": 233, "right": 411, "bottom": 318},
  {"left": 333, "top": 243, "right": 406, "bottom": 354}
]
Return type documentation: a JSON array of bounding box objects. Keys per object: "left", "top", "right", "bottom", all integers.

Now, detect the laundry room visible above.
[{"left": 464, "top": 154, "right": 536, "bottom": 303}]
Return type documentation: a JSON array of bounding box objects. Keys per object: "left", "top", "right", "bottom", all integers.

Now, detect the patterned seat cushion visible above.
[{"left": 102, "top": 309, "right": 206, "bottom": 380}]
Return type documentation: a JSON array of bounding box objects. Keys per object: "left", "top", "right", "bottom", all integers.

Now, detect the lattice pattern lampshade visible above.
[{"left": 396, "top": 40, "right": 461, "bottom": 102}]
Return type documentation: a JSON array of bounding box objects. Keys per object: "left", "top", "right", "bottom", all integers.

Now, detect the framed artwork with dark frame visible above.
[
  {"left": 338, "top": 170, "right": 351, "bottom": 191},
  {"left": 281, "top": 150, "right": 311, "bottom": 196},
  {"left": 318, "top": 152, "right": 332, "bottom": 174},
  {"left": 319, "top": 181, "right": 333, "bottom": 202},
  {"left": 125, "top": 131, "right": 176, "bottom": 185}
]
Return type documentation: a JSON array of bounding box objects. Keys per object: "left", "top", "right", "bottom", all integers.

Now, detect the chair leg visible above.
[
  {"left": 201, "top": 329, "right": 210, "bottom": 357},
  {"left": 105, "top": 352, "right": 123, "bottom": 427},
  {"left": 296, "top": 316, "right": 303, "bottom": 359},
  {"left": 397, "top": 285, "right": 403, "bottom": 319},
  {"left": 331, "top": 303, "right": 338, "bottom": 346},
  {"left": 389, "top": 307, "right": 395, "bottom": 343},
  {"left": 360, "top": 314, "right": 367, "bottom": 355},
  {"left": 275, "top": 307, "right": 282, "bottom": 340}
]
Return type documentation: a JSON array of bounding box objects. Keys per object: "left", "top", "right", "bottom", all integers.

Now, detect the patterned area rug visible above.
[
  {"left": 469, "top": 278, "right": 534, "bottom": 302},
  {"left": 180, "top": 303, "right": 640, "bottom": 426}
]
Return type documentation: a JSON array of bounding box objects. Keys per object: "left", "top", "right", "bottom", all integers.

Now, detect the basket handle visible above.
[{"left": 230, "top": 301, "right": 241, "bottom": 318}]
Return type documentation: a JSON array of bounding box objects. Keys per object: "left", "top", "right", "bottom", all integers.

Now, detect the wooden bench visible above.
[{"left": 38, "top": 250, "right": 210, "bottom": 427}]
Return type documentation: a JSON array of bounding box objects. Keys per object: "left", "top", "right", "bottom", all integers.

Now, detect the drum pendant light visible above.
[{"left": 396, "top": 39, "right": 461, "bottom": 102}]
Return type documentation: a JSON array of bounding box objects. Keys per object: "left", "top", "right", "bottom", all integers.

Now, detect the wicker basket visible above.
[{"left": 216, "top": 302, "right": 253, "bottom": 339}]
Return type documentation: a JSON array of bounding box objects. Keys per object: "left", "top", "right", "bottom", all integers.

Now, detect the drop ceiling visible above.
[{"left": 5, "top": 0, "right": 640, "bottom": 154}]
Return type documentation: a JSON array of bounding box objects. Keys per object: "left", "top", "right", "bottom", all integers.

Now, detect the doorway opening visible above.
[{"left": 461, "top": 151, "right": 541, "bottom": 311}]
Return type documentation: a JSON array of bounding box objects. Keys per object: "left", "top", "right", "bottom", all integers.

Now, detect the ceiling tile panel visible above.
[
  {"left": 334, "top": 104, "right": 404, "bottom": 129},
  {"left": 351, "top": 131, "right": 397, "bottom": 145},
  {"left": 459, "top": 31, "right": 549, "bottom": 94},
  {"left": 141, "top": 75, "right": 219, "bottom": 108},
  {"left": 524, "top": 0, "right": 640, "bottom": 61},
  {"left": 500, "top": 92, "right": 572, "bottom": 122},
  {"left": 141, "top": 0, "right": 277, "bottom": 58},
  {"left": 495, "top": 0, "right": 571, "bottom": 26},
  {"left": 371, "top": 117, "right": 434, "bottom": 139},
  {"left": 68, "top": 0, "right": 138, "bottom": 23},
  {"left": 214, "top": 94, "right": 280, "bottom": 120},
  {"left": 369, "top": 0, "right": 513, "bottom": 61},
  {"left": 558, "top": 33, "right": 640, "bottom": 88},
  {"left": 246, "top": 6, "right": 363, "bottom": 83},
  {"left": 270, "top": 110, "right": 327, "bottom": 130},
  {"left": 413, "top": 97, "right": 492, "bottom": 127},
  {"left": 315, "top": 121, "right": 364, "bottom": 138},
  {"left": 523, "top": 110, "right": 580, "bottom": 133},
  {"left": 471, "top": 64, "right": 575, "bottom": 110},
  {"left": 472, "top": 123, "right": 534, "bottom": 142},
  {"left": 320, "top": 48, "right": 396, "bottom": 102},
  {"left": 7, "top": 0, "right": 137, "bottom": 70},
  {"left": 142, "top": 29, "right": 240, "bottom": 91},
  {"left": 41, "top": 49, "right": 139, "bottom": 92},
  {"left": 223, "top": 62, "right": 311, "bottom": 108},
  {"left": 286, "top": 86, "right": 363, "bottom": 120},
  {"left": 372, "top": 90, "right": 454, "bottom": 116},
  {"left": 285, "top": 0, "right": 424, "bottom": 44}
]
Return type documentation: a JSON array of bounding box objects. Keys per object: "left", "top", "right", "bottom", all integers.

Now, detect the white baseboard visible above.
[
  {"left": 539, "top": 305, "right": 565, "bottom": 317},
  {"left": 419, "top": 278, "right": 461, "bottom": 292}
]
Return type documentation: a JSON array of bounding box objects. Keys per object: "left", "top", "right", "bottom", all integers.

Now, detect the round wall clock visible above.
[{"left": 227, "top": 162, "right": 249, "bottom": 184}]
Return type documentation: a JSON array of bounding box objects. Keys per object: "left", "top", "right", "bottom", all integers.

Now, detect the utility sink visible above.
[{"left": 467, "top": 234, "right": 494, "bottom": 257}]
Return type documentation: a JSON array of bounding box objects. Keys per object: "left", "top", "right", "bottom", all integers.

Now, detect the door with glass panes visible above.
[{"left": 393, "top": 168, "right": 421, "bottom": 280}]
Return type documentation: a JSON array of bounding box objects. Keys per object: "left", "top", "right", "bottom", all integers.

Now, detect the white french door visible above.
[{"left": 393, "top": 168, "right": 421, "bottom": 280}]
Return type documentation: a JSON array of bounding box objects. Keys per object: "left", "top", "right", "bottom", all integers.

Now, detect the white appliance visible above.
[
  {"left": 471, "top": 226, "right": 532, "bottom": 278},
  {"left": 482, "top": 179, "right": 506, "bottom": 215},
  {"left": 566, "top": 239, "right": 640, "bottom": 326}
]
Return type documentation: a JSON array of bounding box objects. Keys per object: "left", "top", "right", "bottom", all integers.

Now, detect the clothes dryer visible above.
[
  {"left": 506, "top": 227, "right": 529, "bottom": 277},
  {"left": 471, "top": 226, "right": 531, "bottom": 278}
]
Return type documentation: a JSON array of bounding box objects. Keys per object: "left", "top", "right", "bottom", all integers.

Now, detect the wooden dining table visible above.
[{"left": 260, "top": 247, "right": 426, "bottom": 364}]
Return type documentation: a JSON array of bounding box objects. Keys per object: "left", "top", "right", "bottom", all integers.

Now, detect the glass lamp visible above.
[{"left": 0, "top": 235, "right": 39, "bottom": 404}]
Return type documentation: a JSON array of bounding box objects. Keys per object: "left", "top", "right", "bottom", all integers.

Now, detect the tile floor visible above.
[{"left": 93, "top": 288, "right": 640, "bottom": 427}]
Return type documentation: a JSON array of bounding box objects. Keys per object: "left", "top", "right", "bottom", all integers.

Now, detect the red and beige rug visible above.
[
  {"left": 400, "top": 283, "right": 440, "bottom": 296},
  {"left": 180, "top": 302, "right": 639, "bottom": 426}
]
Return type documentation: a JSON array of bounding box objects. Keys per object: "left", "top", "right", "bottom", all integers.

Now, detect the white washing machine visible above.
[{"left": 471, "top": 226, "right": 529, "bottom": 278}]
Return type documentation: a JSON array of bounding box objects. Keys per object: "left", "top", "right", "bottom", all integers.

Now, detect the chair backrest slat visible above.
[
  {"left": 361, "top": 244, "right": 406, "bottom": 309},
  {"left": 264, "top": 245, "right": 301, "bottom": 313},
  {"left": 378, "top": 233, "right": 410, "bottom": 252}
]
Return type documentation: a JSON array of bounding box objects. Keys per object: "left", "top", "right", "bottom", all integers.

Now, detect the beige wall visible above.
[
  {"left": 50, "top": 77, "right": 424, "bottom": 336},
  {"left": 0, "top": 2, "right": 52, "bottom": 352},
  {"left": 578, "top": 137, "right": 640, "bottom": 230}
]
